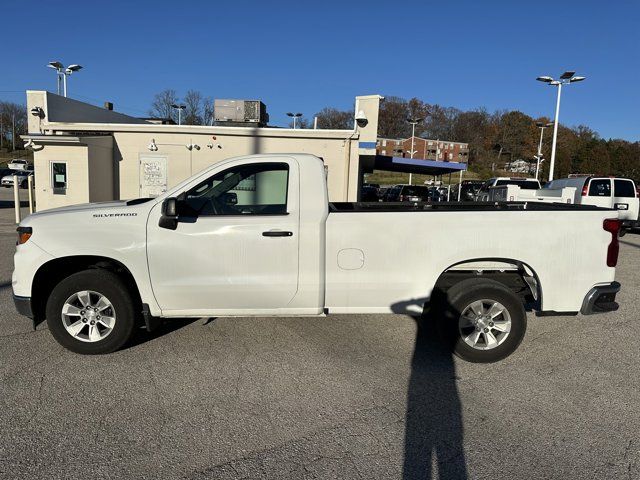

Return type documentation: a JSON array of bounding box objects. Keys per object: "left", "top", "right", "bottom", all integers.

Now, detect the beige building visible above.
[{"left": 24, "top": 92, "right": 383, "bottom": 211}]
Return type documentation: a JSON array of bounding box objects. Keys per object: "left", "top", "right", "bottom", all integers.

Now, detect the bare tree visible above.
[
  {"left": 0, "top": 101, "right": 27, "bottom": 151},
  {"left": 149, "top": 89, "right": 178, "bottom": 122},
  {"left": 288, "top": 117, "right": 311, "bottom": 129},
  {"left": 183, "top": 90, "right": 203, "bottom": 125},
  {"left": 315, "top": 107, "right": 352, "bottom": 129},
  {"left": 203, "top": 97, "right": 215, "bottom": 126}
]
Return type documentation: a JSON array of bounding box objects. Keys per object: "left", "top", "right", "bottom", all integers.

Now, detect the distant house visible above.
[{"left": 505, "top": 159, "right": 534, "bottom": 174}]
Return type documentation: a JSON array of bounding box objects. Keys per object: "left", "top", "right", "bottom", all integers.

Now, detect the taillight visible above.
[
  {"left": 603, "top": 219, "right": 621, "bottom": 267},
  {"left": 17, "top": 226, "right": 32, "bottom": 245},
  {"left": 581, "top": 184, "right": 589, "bottom": 196}
]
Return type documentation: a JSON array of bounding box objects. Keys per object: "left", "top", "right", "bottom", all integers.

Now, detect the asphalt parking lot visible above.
[{"left": 1, "top": 202, "right": 639, "bottom": 480}]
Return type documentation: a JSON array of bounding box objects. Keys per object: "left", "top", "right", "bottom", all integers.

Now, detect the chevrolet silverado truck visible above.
[{"left": 12, "top": 154, "right": 622, "bottom": 362}]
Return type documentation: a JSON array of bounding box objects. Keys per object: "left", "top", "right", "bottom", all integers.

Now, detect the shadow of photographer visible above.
[{"left": 393, "top": 289, "right": 468, "bottom": 479}]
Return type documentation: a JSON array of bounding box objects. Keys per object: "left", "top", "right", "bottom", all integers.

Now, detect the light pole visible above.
[
  {"left": 534, "top": 121, "right": 553, "bottom": 181},
  {"left": 47, "top": 61, "right": 64, "bottom": 95},
  {"left": 62, "top": 64, "right": 82, "bottom": 97},
  {"left": 406, "top": 117, "right": 424, "bottom": 185},
  {"left": 536, "top": 71, "right": 586, "bottom": 181},
  {"left": 48, "top": 62, "right": 83, "bottom": 97},
  {"left": 286, "top": 112, "right": 302, "bottom": 129},
  {"left": 171, "top": 104, "right": 186, "bottom": 125}
]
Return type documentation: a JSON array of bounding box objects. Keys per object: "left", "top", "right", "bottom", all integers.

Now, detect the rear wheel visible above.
[
  {"left": 46, "top": 269, "right": 136, "bottom": 354},
  {"left": 433, "top": 278, "right": 527, "bottom": 363}
]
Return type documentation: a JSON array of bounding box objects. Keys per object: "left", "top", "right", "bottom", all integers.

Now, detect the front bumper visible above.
[
  {"left": 580, "top": 281, "right": 620, "bottom": 315},
  {"left": 13, "top": 295, "right": 33, "bottom": 318}
]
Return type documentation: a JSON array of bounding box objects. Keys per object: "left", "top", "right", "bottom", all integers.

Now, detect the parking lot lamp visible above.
[
  {"left": 62, "top": 64, "right": 83, "bottom": 97},
  {"left": 171, "top": 104, "right": 186, "bottom": 125},
  {"left": 534, "top": 121, "right": 554, "bottom": 181},
  {"left": 286, "top": 112, "right": 302, "bottom": 129},
  {"left": 536, "top": 71, "right": 586, "bottom": 181},
  {"left": 47, "top": 61, "right": 64, "bottom": 95},
  {"left": 407, "top": 117, "right": 424, "bottom": 185}
]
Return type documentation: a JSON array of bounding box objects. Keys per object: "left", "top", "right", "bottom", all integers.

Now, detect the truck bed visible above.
[{"left": 329, "top": 201, "right": 609, "bottom": 212}]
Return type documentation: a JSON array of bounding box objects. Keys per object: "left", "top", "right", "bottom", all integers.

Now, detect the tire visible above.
[
  {"left": 46, "top": 269, "right": 137, "bottom": 354},
  {"left": 433, "top": 278, "right": 527, "bottom": 363}
]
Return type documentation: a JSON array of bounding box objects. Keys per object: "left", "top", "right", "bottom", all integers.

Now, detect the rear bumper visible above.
[
  {"left": 580, "top": 281, "right": 620, "bottom": 315},
  {"left": 13, "top": 295, "right": 33, "bottom": 318}
]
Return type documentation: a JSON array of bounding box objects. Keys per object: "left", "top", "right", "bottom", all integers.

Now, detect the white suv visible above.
[{"left": 544, "top": 176, "right": 639, "bottom": 228}]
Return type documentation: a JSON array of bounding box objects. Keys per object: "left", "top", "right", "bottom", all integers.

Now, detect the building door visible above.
[{"left": 139, "top": 155, "right": 167, "bottom": 197}]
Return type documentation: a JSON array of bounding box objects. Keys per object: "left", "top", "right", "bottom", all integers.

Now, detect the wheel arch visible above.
[
  {"left": 31, "top": 255, "right": 143, "bottom": 321},
  {"left": 433, "top": 257, "right": 543, "bottom": 310}
]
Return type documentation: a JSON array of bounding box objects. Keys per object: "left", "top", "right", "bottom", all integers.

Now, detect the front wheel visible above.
[
  {"left": 46, "top": 269, "right": 137, "bottom": 354},
  {"left": 434, "top": 278, "right": 527, "bottom": 363}
]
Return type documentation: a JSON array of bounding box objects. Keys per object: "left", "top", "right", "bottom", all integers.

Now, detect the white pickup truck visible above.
[{"left": 12, "top": 154, "right": 622, "bottom": 362}]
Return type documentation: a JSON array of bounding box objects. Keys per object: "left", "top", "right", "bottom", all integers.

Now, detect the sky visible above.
[{"left": 2, "top": 0, "right": 639, "bottom": 140}]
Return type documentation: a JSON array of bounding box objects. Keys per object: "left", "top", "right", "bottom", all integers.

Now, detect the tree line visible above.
[{"left": 313, "top": 96, "right": 640, "bottom": 181}]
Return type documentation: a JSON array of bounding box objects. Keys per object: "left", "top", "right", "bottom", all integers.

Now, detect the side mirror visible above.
[{"left": 159, "top": 197, "right": 179, "bottom": 230}]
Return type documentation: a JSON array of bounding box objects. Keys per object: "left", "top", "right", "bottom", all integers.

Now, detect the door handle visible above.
[{"left": 262, "top": 230, "right": 293, "bottom": 237}]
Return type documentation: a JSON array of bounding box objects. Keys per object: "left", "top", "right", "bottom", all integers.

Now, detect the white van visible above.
[{"left": 544, "top": 176, "right": 639, "bottom": 227}]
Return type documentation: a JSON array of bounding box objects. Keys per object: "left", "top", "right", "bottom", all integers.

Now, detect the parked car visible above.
[
  {"left": 2, "top": 170, "right": 33, "bottom": 189},
  {"left": 451, "top": 180, "right": 484, "bottom": 201},
  {"left": 383, "top": 184, "right": 433, "bottom": 202},
  {"left": 8, "top": 159, "right": 31, "bottom": 171},
  {"left": 360, "top": 185, "right": 379, "bottom": 202},
  {"left": 13, "top": 154, "right": 622, "bottom": 363},
  {"left": 476, "top": 177, "right": 542, "bottom": 201},
  {"left": 544, "top": 176, "right": 639, "bottom": 229}
]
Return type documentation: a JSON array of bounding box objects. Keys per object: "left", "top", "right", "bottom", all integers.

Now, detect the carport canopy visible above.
[{"left": 361, "top": 154, "right": 468, "bottom": 176}]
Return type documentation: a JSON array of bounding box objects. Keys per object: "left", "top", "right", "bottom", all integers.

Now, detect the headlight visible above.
[{"left": 17, "top": 226, "right": 32, "bottom": 245}]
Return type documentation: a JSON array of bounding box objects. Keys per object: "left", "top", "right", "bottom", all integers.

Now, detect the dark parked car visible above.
[
  {"left": 383, "top": 184, "right": 433, "bottom": 202},
  {"left": 360, "top": 185, "right": 380, "bottom": 202},
  {"left": 451, "top": 180, "right": 484, "bottom": 201}
]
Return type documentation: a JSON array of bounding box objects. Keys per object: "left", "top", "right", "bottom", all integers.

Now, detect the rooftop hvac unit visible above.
[{"left": 214, "top": 99, "right": 269, "bottom": 126}]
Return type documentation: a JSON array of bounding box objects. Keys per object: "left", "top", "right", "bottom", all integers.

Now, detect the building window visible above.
[
  {"left": 382, "top": 139, "right": 387, "bottom": 146},
  {"left": 51, "top": 162, "right": 67, "bottom": 195}
]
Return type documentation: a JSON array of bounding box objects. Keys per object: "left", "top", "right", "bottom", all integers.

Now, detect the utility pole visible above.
[{"left": 12, "top": 112, "right": 15, "bottom": 151}]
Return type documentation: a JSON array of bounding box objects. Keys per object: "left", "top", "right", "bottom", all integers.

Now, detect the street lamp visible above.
[
  {"left": 47, "top": 62, "right": 83, "bottom": 97},
  {"left": 533, "top": 121, "right": 554, "bottom": 181},
  {"left": 406, "top": 117, "right": 424, "bottom": 185},
  {"left": 171, "top": 104, "right": 186, "bottom": 125},
  {"left": 47, "top": 61, "right": 64, "bottom": 95},
  {"left": 536, "top": 71, "right": 586, "bottom": 181},
  {"left": 286, "top": 112, "right": 302, "bottom": 129}
]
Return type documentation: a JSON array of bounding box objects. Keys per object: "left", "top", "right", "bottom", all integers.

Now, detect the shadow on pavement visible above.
[
  {"left": 394, "top": 290, "right": 469, "bottom": 480},
  {"left": 620, "top": 239, "right": 640, "bottom": 249},
  {"left": 124, "top": 317, "right": 207, "bottom": 350}
]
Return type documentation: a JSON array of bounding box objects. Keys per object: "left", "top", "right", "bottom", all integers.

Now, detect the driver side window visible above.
[{"left": 181, "top": 162, "right": 289, "bottom": 216}]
